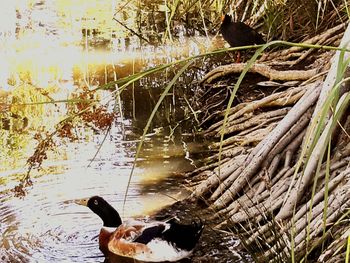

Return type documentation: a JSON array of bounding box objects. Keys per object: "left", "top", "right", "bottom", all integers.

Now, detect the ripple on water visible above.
[
  {"left": 0, "top": 190, "right": 105, "bottom": 262},
  {"left": 0, "top": 150, "right": 191, "bottom": 263}
]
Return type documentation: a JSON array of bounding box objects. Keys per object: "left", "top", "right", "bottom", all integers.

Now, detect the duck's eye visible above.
[{"left": 94, "top": 200, "right": 98, "bottom": 205}]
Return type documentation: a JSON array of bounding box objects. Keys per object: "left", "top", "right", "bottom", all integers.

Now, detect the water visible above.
[
  {"left": 0, "top": 126, "right": 195, "bottom": 262},
  {"left": 0, "top": 106, "right": 202, "bottom": 262},
  {"left": 0, "top": 1, "right": 215, "bottom": 262}
]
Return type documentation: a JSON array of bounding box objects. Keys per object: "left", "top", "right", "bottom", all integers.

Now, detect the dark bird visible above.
[
  {"left": 75, "top": 196, "right": 204, "bottom": 262},
  {"left": 220, "top": 14, "right": 265, "bottom": 61}
]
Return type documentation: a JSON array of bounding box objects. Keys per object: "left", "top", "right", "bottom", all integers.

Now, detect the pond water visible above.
[
  {"left": 0, "top": 1, "right": 226, "bottom": 262},
  {"left": 0, "top": 123, "right": 199, "bottom": 262}
]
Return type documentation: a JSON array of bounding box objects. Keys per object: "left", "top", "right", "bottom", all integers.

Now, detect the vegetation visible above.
[
  {"left": 1, "top": 0, "right": 349, "bottom": 262},
  {"left": 186, "top": 1, "right": 350, "bottom": 262}
]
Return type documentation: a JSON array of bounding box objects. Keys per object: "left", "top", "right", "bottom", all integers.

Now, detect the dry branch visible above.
[
  {"left": 210, "top": 108, "right": 290, "bottom": 137},
  {"left": 317, "top": 228, "right": 350, "bottom": 262},
  {"left": 204, "top": 85, "right": 308, "bottom": 136},
  {"left": 188, "top": 15, "right": 350, "bottom": 263},
  {"left": 277, "top": 92, "right": 350, "bottom": 220},
  {"left": 207, "top": 82, "right": 322, "bottom": 210},
  {"left": 201, "top": 63, "right": 319, "bottom": 84},
  {"left": 260, "top": 22, "right": 347, "bottom": 63},
  {"left": 190, "top": 155, "right": 247, "bottom": 198}
]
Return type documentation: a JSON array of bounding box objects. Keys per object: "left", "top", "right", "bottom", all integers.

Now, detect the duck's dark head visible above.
[
  {"left": 221, "top": 14, "right": 232, "bottom": 25},
  {"left": 76, "top": 196, "right": 122, "bottom": 228}
]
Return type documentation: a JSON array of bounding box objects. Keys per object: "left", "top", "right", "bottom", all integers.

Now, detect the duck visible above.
[
  {"left": 75, "top": 196, "right": 204, "bottom": 262},
  {"left": 220, "top": 14, "right": 265, "bottom": 62}
]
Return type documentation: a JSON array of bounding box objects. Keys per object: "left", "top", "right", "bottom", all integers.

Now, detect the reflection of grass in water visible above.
[
  {"left": 11, "top": 85, "right": 46, "bottom": 125},
  {"left": 0, "top": 85, "right": 47, "bottom": 170},
  {"left": 122, "top": 61, "right": 193, "bottom": 209},
  {"left": 0, "top": 84, "right": 98, "bottom": 171},
  {"left": 0, "top": 130, "right": 33, "bottom": 171}
]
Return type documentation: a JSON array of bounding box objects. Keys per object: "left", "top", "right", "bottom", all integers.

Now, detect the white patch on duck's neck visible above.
[
  {"left": 101, "top": 226, "right": 117, "bottom": 233},
  {"left": 162, "top": 222, "right": 171, "bottom": 232},
  {"left": 134, "top": 238, "right": 192, "bottom": 262}
]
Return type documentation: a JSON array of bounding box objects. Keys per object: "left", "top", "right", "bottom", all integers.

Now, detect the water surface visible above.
[{"left": 0, "top": 1, "right": 215, "bottom": 262}]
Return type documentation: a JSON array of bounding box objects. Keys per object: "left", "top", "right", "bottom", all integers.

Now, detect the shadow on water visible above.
[{"left": 0, "top": 1, "right": 243, "bottom": 262}]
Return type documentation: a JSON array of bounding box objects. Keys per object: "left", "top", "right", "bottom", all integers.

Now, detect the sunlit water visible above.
[
  {"left": 0, "top": 122, "right": 196, "bottom": 262},
  {"left": 0, "top": 1, "right": 217, "bottom": 262}
]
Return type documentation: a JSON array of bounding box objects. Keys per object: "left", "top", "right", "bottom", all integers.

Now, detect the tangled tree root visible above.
[
  {"left": 201, "top": 63, "right": 320, "bottom": 84},
  {"left": 188, "top": 22, "right": 350, "bottom": 262},
  {"left": 260, "top": 22, "right": 347, "bottom": 66}
]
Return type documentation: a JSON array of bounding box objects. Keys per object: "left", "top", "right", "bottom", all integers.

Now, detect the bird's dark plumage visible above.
[
  {"left": 76, "top": 196, "right": 204, "bottom": 262},
  {"left": 86, "top": 196, "right": 122, "bottom": 227},
  {"left": 161, "top": 218, "right": 204, "bottom": 251},
  {"left": 220, "top": 14, "right": 265, "bottom": 47},
  {"left": 133, "top": 224, "right": 166, "bottom": 244}
]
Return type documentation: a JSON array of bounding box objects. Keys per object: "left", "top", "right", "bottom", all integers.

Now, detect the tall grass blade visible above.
[
  {"left": 321, "top": 140, "right": 331, "bottom": 251},
  {"left": 346, "top": 233, "right": 350, "bottom": 263}
]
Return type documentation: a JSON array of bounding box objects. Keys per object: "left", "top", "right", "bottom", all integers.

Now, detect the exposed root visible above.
[
  {"left": 201, "top": 63, "right": 319, "bottom": 84},
  {"left": 260, "top": 22, "right": 347, "bottom": 65},
  {"left": 189, "top": 20, "right": 350, "bottom": 263},
  {"left": 203, "top": 85, "right": 308, "bottom": 134},
  {"left": 206, "top": 107, "right": 290, "bottom": 138}
]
